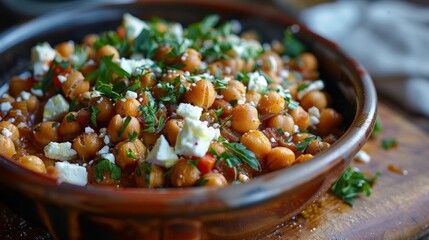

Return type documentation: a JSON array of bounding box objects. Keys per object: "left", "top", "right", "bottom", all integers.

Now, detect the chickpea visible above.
[
  {"left": 154, "top": 46, "right": 173, "bottom": 64},
  {"left": 160, "top": 69, "right": 185, "bottom": 84},
  {"left": 170, "top": 159, "right": 201, "bottom": 187},
  {"left": 290, "top": 106, "right": 311, "bottom": 131},
  {"left": 58, "top": 112, "right": 82, "bottom": 141},
  {"left": 8, "top": 76, "right": 31, "bottom": 98},
  {"left": 260, "top": 51, "right": 283, "bottom": 74},
  {"left": 107, "top": 114, "right": 141, "bottom": 144},
  {"left": 0, "top": 121, "right": 19, "bottom": 142},
  {"left": 33, "top": 121, "right": 60, "bottom": 147},
  {"left": 114, "top": 139, "right": 146, "bottom": 169},
  {"left": 141, "top": 132, "right": 161, "bottom": 148},
  {"left": 292, "top": 133, "right": 314, "bottom": 145},
  {"left": 266, "top": 147, "right": 296, "bottom": 171},
  {"left": 0, "top": 135, "right": 15, "bottom": 158},
  {"left": 220, "top": 80, "right": 246, "bottom": 103},
  {"left": 231, "top": 104, "right": 260, "bottom": 134},
  {"left": 91, "top": 96, "right": 115, "bottom": 123},
  {"left": 317, "top": 108, "right": 343, "bottom": 133},
  {"left": 295, "top": 154, "right": 314, "bottom": 164},
  {"left": 175, "top": 48, "right": 202, "bottom": 73},
  {"left": 221, "top": 57, "right": 245, "bottom": 73},
  {"left": 55, "top": 41, "right": 74, "bottom": 59},
  {"left": 184, "top": 79, "right": 216, "bottom": 108},
  {"left": 300, "top": 91, "right": 328, "bottom": 110},
  {"left": 305, "top": 140, "right": 330, "bottom": 155},
  {"left": 299, "top": 53, "right": 318, "bottom": 71},
  {"left": 257, "top": 91, "right": 285, "bottom": 114},
  {"left": 83, "top": 34, "right": 98, "bottom": 47},
  {"left": 62, "top": 71, "right": 90, "bottom": 99},
  {"left": 135, "top": 162, "right": 165, "bottom": 188},
  {"left": 16, "top": 155, "right": 46, "bottom": 174},
  {"left": 266, "top": 115, "right": 295, "bottom": 135},
  {"left": 115, "top": 98, "right": 140, "bottom": 117},
  {"left": 210, "top": 99, "right": 233, "bottom": 118},
  {"left": 26, "top": 95, "right": 40, "bottom": 113},
  {"left": 240, "top": 130, "right": 271, "bottom": 159},
  {"left": 200, "top": 172, "right": 227, "bottom": 187},
  {"left": 245, "top": 90, "right": 262, "bottom": 106},
  {"left": 73, "top": 133, "right": 103, "bottom": 160},
  {"left": 76, "top": 108, "right": 90, "bottom": 128},
  {"left": 163, "top": 119, "right": 183, "bottom": 146},
  {"left": 140, "top": 72, "right": 157, "bottom": 88},
  {"left": 96, "top": 45, "right": 119, "bottom": 62}
]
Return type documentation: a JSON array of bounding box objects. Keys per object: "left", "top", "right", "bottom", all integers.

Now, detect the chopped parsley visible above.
[
  {"left": 381, "top": 138, "right": 397, "bottom": 150},
  {"left": 283, "top": 29, "right": 305, "bottom": 58},
  {"left": 125, "top": 148, "right": 138, "bottom": 159},
  {"left": 66, "top": 114, "right": 76, "bottom": 122},
  {"left": 87, "top": 55, "right": 131, "bottom": 84},
  {"left": 88, "top": 105, "right": 100, "bottom": 126},
  {"left": 117, "top": 116, "right": 131, "bottom": 138},
  {"left": 94, "top": 158, "right": 122, "bottom": 182},
  {"left": 296, "top": 136, "right": 317, "bottom": 152},
  {"left": 216, "top": 137, "right": 261, "bottom": 171},
  {"left": 331, "top": 166, "right": 380, "bottom": 206}
]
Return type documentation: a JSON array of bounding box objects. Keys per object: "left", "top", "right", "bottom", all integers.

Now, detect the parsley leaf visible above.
[
  {"left": 117, "top": 116, "right": 131, "bottom": 138},
  {"left": 381, "top": 138, "right": 397, "bottom": 150},
  {"left": 39, "top": 59, "right": 70, "bottom": 93},
  {"left": 87, "top": 55, "right": 131, "bottom": 84},
  {"left": 217, "top": 138, "right": 261, "bottom": 171},
  {"left": 88, "top": 105, "right": 100, "bottom": 126},
  {"left": 94, "top": 158, "right": 122, "bottom": 182},
  {"left": 72, "top": 45, "right": 88, "bottom": 69},
  {"left": 126, "top": 148, "right": 138, "bottom": 159},
  {"left": 283, "top": 29, "right": 305, "bottom": 58},
  {"left": 331, "top": 166, "right": 380, "bottom": 206},
  {"left": 296, "top": 136, "right": 317, "bottom": 152}
]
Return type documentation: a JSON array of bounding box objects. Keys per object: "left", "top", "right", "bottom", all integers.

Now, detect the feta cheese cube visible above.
[
  {"left": 55, "top": 162, "right": 88, "bottom": 186},
  {"left": 125, "top": 90, "right": 138, "bottom": 99},
  {"left": 31, "top": 88, "right": 43, "bottom": 97},
  {"left": 43, "top": 94, "right": 70, "bottom": 121},
  {"left": 175, "top": 118, "right": 218, "bottom": 157},
  {"left": 97, "top": 145, "right": 110, "bottom": 155},
  {"left": 102, "top": 153, "right": 115, "bottom": 164},
  {"left": 19, "top": 91, "right": 31, "bottom": 101},
  {"left": 84, "top": 127, "right": 95, "bottom": 133},
  {"left": 114, "top": 58, "right": 154, "bottom": 76},
  {"left": 147, "top": 135, "right": 179, "bottom": 168},
  {"left": 176, "top": 103, "right": 203, "bottom": 120},
  {"left": 44, "top": 142, "right": 77, "bottom": 161},
  {"left": 31, "top": 42, "right": 56, "bottom": 63},
  {"left": 123, "top": 13, "right": 149, "bottom": 39},
  {"left": 247, "top": 71, "right": 268, "bottom": 94},
  {"left": 0, "top": 102, "right": 12, "bottom": 112}
]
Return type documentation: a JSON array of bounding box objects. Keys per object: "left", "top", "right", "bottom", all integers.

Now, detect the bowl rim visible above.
[{"left": 0, "top": 0, "right": 377, "bottom": 216}]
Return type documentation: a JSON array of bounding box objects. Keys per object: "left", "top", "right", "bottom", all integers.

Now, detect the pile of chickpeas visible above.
[{"left": 0, "top": 15, "right": 343, "bottom": 188}]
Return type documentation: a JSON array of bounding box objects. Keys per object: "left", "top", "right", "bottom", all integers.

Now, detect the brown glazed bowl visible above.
[{"left": 0, "top": 1, "right": 377, "bottom": 239}]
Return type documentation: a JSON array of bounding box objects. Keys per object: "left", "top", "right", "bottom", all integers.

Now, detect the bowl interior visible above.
[{"left": 0, "top": 0, "right": 376, "bottom": 218}]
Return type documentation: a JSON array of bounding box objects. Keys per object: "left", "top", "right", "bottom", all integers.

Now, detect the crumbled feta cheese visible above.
[
  {"left": 57, "top": 74, "right": 68, "bottom": 84},
  {"left": 44, "top": 142, "right": 77, "bottom": 161},
  {"left": 297, "top": 80, "right": 324, "bottom": 100},
  {"left": 308, "top": 106, "right": 321, "bottom": 118},
  {"left": 31, "top": 42, "right": 56, "bottom": 63},
  {"left": 310, "top": 116, "right": 320, "bottom": 126},
  {"left": 176, "top": 103, "right": 203, "bottom": 120},
  {"left": 247, "top": 71, "right": 268, "bottom": 94},
  {"left": 8, "top": 118, "right": 15, "bottom": 123},
  {"left": 84, "top": 127, "right": 95, "bottom": 133},
  {"left": 97, "top": 145, "right": 110, "bottom": 155},
  {"left": 293, "top": 125, "right": 299, "bottom": 133},
  {"left": 20, "top": 91, "right": 31, "bottom": 101},
  {"left": 230, "top": 19, "right": 242, "bottom": 34},
  {"left": 355, "top": 150, "right": 371, "bottom": 164},
  {"left": 0, "top": 102, "right": 12, "bottom": 112},
  {"left": 1, "top": 128, "right": 12, "bottom": 138},
  {"left": 123, "top": 13, "right": 149, "bottom": 39},
  {"left": 115, "top": 58, "right": 154, "bottom": 76},
  {"left": 238, "top": 173, "right": 250, "bottom": 183},
  {"left": 147, "top": 135, "right": 179, "bottom": 168},
  {"left": 43, "top": 94, "right": 69, "bottom": 121},
  {"left": 268, "top": 56, "right": 278, "bottom": 72},
  {"left": 99, "top": 128, "right": 107, "bottom": 137},
  {"left": 90, "top": 90, "right": 102, "bottom": 98},
  {"left": 102, "top": 153, "right": 115, "bottom": 164},
  {"left": 31, "top": 88, "right": 43, "bottom": 97},
  {"left": 55, "top": 162, "right": 87, "bottom": 186},
  {"left": 125, "top": 90, "right": 138, "bottom": 99},
  {"left": 103, "top": 135, "right": 110, "bottom": 145},
  {"left": 175, "top": 118, "right": 218, "bottom": 157},
  {"left": 17, "top": 122, "right": 27, "bottom": 128}
]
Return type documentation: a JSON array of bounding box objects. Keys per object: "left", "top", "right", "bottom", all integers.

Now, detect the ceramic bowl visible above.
[{"left": 0, "top": 1, "right": 377, "bottom": 239}]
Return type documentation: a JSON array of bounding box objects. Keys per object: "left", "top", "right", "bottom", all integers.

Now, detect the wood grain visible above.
[
  {"left": 1, "top": 103, "right": 428, "bottom": 239},
  {"left": 256, "top": 103, "right": 429, "bottom": 239}
]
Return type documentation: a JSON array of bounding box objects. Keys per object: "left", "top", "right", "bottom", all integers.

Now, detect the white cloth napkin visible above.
[{"left": 300, "top": 0, "right": 429, "bottom": 117}]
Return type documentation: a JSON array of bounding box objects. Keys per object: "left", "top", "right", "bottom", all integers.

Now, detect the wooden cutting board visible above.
[{"left": 1, "top": 103, "right": 429, "bottom": 239}]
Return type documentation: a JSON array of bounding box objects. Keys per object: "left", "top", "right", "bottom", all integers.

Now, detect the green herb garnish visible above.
[
  {"left": 126, "top": 148, "right": 138, "bottom": 159},
  {"left": 283, "top": 29, "right": 305, "bottom": 58},
  {"left": 381, "top": 138, "right": 397, "bottom": 150},
  {"left": 94, "top": 158, "right": 122, "bottom": 182},
  {"left": 217, "top": 137, "right": 261, "bottom": 171},
  {"left": 371, "top": 117, "right": 382, "bottom": 138},
  {"left": 88, "top": 105, "right": 100, "bottom": 126},
  {"left": 331, "top": 166, "right": 380, "bottom": 206},
  {"left": 117, "top": 116, "right": 131, "bottom": 138},
  {"left": 296, "top": 136, "right": 317, "bottom": 152}
]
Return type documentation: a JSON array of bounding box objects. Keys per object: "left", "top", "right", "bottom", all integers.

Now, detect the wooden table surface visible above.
[{"left": 1, "top": 103, "right": 428, "bottom": 239}]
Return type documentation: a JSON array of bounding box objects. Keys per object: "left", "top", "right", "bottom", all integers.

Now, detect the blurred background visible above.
[{"left": 0, "top": 0, "right": 428, "bottom": 134}]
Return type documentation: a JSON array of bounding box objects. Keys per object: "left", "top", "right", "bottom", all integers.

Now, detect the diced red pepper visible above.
[{"left": 196, "top": 153, "right": 216, "bottom": 175}]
